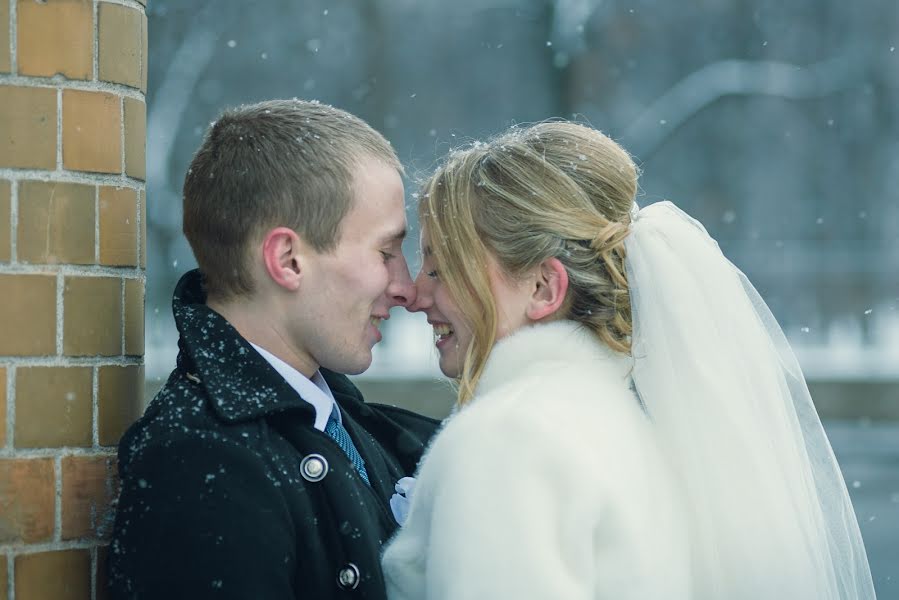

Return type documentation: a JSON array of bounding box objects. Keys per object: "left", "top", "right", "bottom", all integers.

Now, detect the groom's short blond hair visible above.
[{"left": 183, "top": 99, "right": 402, "bottom": 301}]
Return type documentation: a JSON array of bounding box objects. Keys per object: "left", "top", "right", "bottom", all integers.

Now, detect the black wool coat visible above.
[{"left": 108, "top": 270, "right": 440, "bottom": 599}]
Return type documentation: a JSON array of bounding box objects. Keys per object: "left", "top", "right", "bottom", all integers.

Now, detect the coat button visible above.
[
  {"left": 337, "top": 563, "right": 360, "bottom": 590},
  {"left": 300, "top": 454, "right": 328, "bottom": 482}
]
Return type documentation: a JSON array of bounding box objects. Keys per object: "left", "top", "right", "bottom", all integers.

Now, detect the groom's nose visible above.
[{"left": 387, "top": 256, "right": 417, "bottom": 308}]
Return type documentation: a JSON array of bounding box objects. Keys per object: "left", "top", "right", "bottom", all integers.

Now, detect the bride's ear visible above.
[{"left": 526, "top": 257, "right": 569, "bottom": 321}]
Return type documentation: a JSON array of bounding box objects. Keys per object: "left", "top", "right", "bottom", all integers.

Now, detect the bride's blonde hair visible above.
[{"left": 419, "top": 121, "right": 638, "bottom": 405}]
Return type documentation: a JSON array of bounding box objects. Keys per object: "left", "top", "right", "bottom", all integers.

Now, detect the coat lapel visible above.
[{"left": 172, "top": 269, "right": 315, "bottom": 424}]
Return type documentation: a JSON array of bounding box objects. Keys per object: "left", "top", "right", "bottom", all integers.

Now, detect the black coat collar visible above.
[{"left": 172, "top": 269, "right": 365, "bottom": 425}]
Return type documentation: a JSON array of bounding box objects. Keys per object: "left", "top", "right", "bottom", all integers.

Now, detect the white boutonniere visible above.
[{"left": 389, "top": 477, "right": 416, "bottom": 525}]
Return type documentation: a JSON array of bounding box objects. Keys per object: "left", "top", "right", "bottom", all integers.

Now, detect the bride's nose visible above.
[{"left": 407, "top": 270, "right": 434, "bottom": 313}]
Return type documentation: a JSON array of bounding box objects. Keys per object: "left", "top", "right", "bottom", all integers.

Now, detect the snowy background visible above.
[
  {"left": 145, "top": 0, "right": 899, "bottom": 385},
  {"left": 142, "top": 0, "right": 897, "bottom": 594}
]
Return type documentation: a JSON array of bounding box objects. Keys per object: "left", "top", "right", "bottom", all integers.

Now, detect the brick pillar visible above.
[{"left": 0, "top": 1, "right": 147, "bottom": 598}]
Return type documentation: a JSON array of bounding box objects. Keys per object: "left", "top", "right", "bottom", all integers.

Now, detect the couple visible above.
[{"left": 109, "top": 100, "right": 875, "bottom": 599}]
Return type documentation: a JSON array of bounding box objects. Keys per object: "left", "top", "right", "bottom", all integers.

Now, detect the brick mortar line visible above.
[
  {"left": 0, "top": 74, "right": 147, "bottom": 100},
  {"left": 4, "top": 366, "right": 12, "bottom": 452},
  {"left": 140, "top": 0, "right": 146, "bottom": 97},
  {"left": 93, "top": 0, "right": 99, "bottom": 83},
  {"left": 0, "top": 168, "right": 146, "bottom": 189},
  {"left": 56, "top": 272, "right": 64, "bottom": 355},
  {"left": 54, "top": 456, "right": 62, "bottom": 542},
  {"left": 6, "top": 547, "right": 12, "bottom": 600},
  {"left": 9, "top": 0, "right": 16, "bottom": 75},
  {"left": 0, "top": 448, "right": 117, "bottom": 459},
  {"left": 136, "top": 190, "right": 142, "bottom": 268},
  {"left": 0, "top": 540, "right": 104, "bottom": 554},
  {"left": 0, "top": 357, "right": 143, "bottom": 368},
  {"left": 9, "top": 180, "right": 17, "bottom": 263},
  {"left": 94, "top": 186, "right": 100, "bottom": 264},
  {"left": 101, "top": 0, "right": 147, "bottom": 12},
  {"left": 119, "top": 277, "right": 126, "bottom": 359},
  {"left": 92, "top": 366, "right": 99, "bottom": 448},
  {"left": 56, "top": 88, "right": 63, "bottom": 171},
  {"left": 0, "top": 263, "right": 145, "bottom": 277},
  {"left": 119, "top": 96, "right": 125, "bottom": 177},
  {"left": 90, "top": 545, "right": 98, "bottom": 600}
]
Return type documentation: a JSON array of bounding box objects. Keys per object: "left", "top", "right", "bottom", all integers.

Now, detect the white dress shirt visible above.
[{"left": 249, "top": 343, "right": 339, "bottom": 431}]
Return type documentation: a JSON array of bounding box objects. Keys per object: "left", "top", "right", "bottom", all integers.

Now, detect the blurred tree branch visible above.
[{"left": 622, "top": 52, "right": 862, "bottom": 158}]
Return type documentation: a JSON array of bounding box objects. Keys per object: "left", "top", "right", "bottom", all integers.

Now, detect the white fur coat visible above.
[{"left": 381, "top": 320, "right": 691, "bottom": 600}]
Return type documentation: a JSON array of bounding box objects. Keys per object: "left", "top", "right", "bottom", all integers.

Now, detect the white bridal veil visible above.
[{"left": 625, "top": 202, "right": 876, "bottom": 599}]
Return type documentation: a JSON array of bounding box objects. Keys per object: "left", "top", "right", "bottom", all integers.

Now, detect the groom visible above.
[{"left": 108, "top": 100, "right": 439, "bottom": 598}]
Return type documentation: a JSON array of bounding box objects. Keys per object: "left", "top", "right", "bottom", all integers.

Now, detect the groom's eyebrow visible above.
[
  {"left": 421, "top": 245, "right": 432, "bottom": 257},
  {"left": 378, "top": 228, "right": 407, "bottom": 244}
]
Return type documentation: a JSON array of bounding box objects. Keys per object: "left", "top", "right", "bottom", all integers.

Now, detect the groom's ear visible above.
[
  {"left": 526, "top": 257, "right": 569, "bottom": 321},
  {"left": 262, "top": 227, "right": 304, "bottom": 291}
]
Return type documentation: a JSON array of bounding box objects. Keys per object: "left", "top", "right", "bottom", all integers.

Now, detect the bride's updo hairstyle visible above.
[{"left": 419, "top": 121, "right": 638, "bottom": 404}]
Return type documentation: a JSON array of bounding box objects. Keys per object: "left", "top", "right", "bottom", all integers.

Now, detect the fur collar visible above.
[{"left": 475, "top": 320, "right": 634, "bottom": 398}]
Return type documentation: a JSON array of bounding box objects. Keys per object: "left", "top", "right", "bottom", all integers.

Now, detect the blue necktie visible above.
[{"left": 325, "top": 404, "right": 370, "bottom": 485}]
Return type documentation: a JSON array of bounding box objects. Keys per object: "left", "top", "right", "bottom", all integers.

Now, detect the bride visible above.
[{"left": 380, "top": 121, "right": 875, "bottom": 599}]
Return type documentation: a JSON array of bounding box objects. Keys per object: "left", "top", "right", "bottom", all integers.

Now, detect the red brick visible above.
[
  {"left": 124, "top": 98, "right": 146, "bottom": 180},
  {"left": 17, "top": 0, "right": 93, "bottom": 80},
  {"left": 61, "top": 455, "right": 118, "bottom": 540},
  {"left": 99, "top": 186, "right": 137, "bottom": 266},
  {"left": 0, "top": 554, "right": 6, "bottom": 600},
  {"left": 15, "top": 549, "right": 91, "bottom": 600},
  {"left": 124, "top": 279, "right": 144, "bottom": 356},
  {"left": 0, "top": 458, "right": 55, "bottom": 543},
  {"left": 62, "top": 90, "right": 122, "bottom": 174},
  {"left": 17, "top": 181, "right": 96, "bottom": 265},
  {"left": 0, "top": 0, "right": 9, "bottom": 73},
  {"left": 15, "top": 367, "right": 93, "bottom": 448},
  {"left": 98, "top": 365, "right": 142, "bottom": 446},
  {"left": 98, "top": 3, "right": 142, "bottom": 88},
  {"left": 0, "top": 87, "right": 57, "bottom": 169},
  {"left": 63, "top": 276, "right": 122, "bottom": 356},
  {"left": 0, "top": 274, "right": 56, "bottom": 355}
]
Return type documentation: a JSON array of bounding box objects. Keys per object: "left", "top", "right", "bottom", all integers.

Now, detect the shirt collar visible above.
[{"left": 249, "top": 343, "right": 337, "bottom": 432}]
